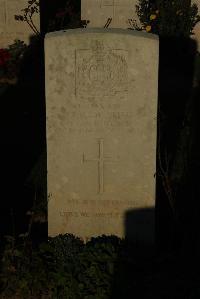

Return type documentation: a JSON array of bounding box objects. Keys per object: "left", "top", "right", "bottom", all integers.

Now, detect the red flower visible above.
[{"left": 0, "top": 49, "right": 11, "bottom": 66}]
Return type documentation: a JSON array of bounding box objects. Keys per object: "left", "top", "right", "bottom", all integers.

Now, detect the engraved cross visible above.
[
  {"left": 83, "top": 139, "right": 118, "bottom": 194},
  {"left": 101, "top": 0, "right": 129, "bottom": 18}
]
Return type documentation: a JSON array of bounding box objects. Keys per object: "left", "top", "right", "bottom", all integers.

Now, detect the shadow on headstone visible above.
[
  {"left": 110, "top": 208, "right": 156, "bottom": 299},
  {"left": 173, "top": 51, "right": 200, "bottom": 262},
  {"left": 110, "top": 37, "right": 200, "bottom": 298},
  {"left": 125, "top": 207, "right": 155, "bottom": 257},
  {"left": 40, "top": 0, "right": 81, "bottom": 35},
  {"left": 156, "top": 37, "right": 197, "bottom": 253}
]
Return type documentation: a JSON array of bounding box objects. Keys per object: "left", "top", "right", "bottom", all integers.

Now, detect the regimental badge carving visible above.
[{"left": 75, "top": 41, "right": 128, "bottom": 97}]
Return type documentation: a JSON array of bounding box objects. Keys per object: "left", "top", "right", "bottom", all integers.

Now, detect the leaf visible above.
[{"left": 13, "top": 249, "right": 22, "bottom": 257}]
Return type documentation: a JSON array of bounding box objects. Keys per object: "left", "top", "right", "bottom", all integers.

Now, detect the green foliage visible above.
[
  {"left": 0, "top": 234, "right": 51, "bottom": 298},
  {"left": 7, "top": 39, "right": 27, "bottom": 58},
  {"left": 132, "top": 0, "right": 200, "bottom": 37},
  {"left": 0, "top": 234, "right": 122, "bottom": 299},
  {"left": 0, "top": 40, "right": 28, "bottom": 81},
  {"left": 77, "top": 236, "right": 122, "bottom": 299}
]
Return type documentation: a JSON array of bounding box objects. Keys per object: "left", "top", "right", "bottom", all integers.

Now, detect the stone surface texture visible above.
[
  {"left": 82, "top": 0, "right": 200, "bottom": 48},
  {"left": 45, "top": 28, "right": 159, "bottom": 243},
  {"left": 0, "top": 0, "right": 40, "bottom": 47},
  {"left": 81, "top": 0, "right": 140, "bottom": 29},
  {"left": 192, "top": 0, "right": 200, "bottom": 51}
]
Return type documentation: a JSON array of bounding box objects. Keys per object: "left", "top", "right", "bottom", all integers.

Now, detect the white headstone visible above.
[
  {"left": 0, "top": 0, "right": 40, "bottom": 47},
  {"left": 192, "top": 0, "right": 200, "bottom": 51},
  {"left": 45, "top": 28, "right": 159, "bottom": 245},
  {"left": 81, "top": 0, "right": 139, "bottom": 29}
]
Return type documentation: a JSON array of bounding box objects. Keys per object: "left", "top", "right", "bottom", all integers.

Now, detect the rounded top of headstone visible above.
[{"left": 45, "top": 28, "right": 159, "bottom": 41}]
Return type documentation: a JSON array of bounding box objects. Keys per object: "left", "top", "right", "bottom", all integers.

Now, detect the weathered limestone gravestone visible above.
[
  {"left": 81, "top": 0, "right": 139, "bottom": 28},
  {"left": 45, "top": 28, "right": 159, "bottom": 244},
  {"left": 0, "top": 0, "right": 40, "bottom": 47},
  {"left": 192, "top": 0, "right": 200, "bottom": 51}
]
